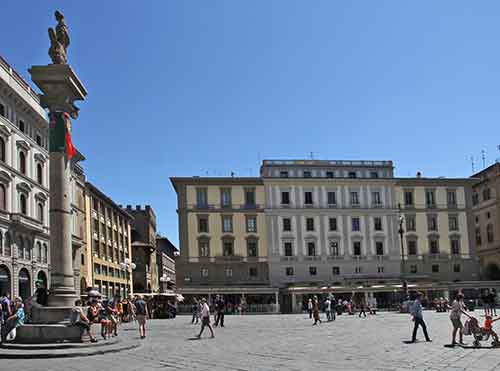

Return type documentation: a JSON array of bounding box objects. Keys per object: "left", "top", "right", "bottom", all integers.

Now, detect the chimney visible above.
[
  {"left": 126, "top": 205, "right": 132, "bottom": 209},
  {"left": 416, "top": 171, "right": 422, "bottom": 178}
]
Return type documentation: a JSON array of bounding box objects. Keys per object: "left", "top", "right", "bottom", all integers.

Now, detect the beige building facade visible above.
[
  {"left": 82, "top": 182, "right": 133, "bottom": 298},
  {"left": 472, "top": 163, "right": 500, "bottom": 279},
  {"left": 172, "top": 177, "right": 277, "bottom": 311}
]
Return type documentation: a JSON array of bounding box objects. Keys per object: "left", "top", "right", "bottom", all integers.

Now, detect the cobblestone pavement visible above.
[{"left": 2, "top": 311, "right": 500, "bottom": 371}]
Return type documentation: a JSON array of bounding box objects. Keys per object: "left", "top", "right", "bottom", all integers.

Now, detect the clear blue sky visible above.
[{"left": 2, "top": 1, "right": 500, "bottom": 245}]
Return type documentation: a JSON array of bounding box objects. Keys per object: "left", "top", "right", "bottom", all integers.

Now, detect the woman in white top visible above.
[{"left": 197, "top": 298, "right": 215, "bottom": 339}]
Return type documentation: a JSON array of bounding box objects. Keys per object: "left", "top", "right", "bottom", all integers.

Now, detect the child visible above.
[{"left": 482, "top": 315, "right": 500, "bottom": 344}]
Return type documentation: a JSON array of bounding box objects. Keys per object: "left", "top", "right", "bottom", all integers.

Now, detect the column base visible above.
[
  {"left": 30, "top": 303, "right": 74, "bottom": 324},
  {"left": 47, "top": 288, "right": 78, "bottom": 308}
]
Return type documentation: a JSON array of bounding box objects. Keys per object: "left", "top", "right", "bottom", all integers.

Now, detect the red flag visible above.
[{"left": 63, "top": 112, "right": 76, "bottom": 160}]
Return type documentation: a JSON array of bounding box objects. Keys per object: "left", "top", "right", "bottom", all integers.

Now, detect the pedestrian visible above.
[
  {"left": 409, "top": 292, "right": 431, "bottom": 343},
  {"left": 483, "top": 289, "right": 491, "bottom": 316},
  {"left": 307, "top": 298, "right": 313, "bottom": 319},
  {"left": 312, "top": 296, "right": 322, "bottom": 325},
  {"left": 134, "top": 295, "right": 148, "bottom": 339},
  {"left": 0, "top": 293, "right": 12, "bottom": 329},
  {"left": 449, "top": 293, "right": 468, "bottom": 346},
  {"left": 330, "top": 295, "right": 336, "bottom": 321},
  {"left": 191, "top": 298, "right": 199, "bottom": 324},
  {"left": 33, "top": 280, "right": 48, "bottom": 306},
  {"left": 324, "top": 298, "right": 332, "bottom": 321},
  {"left": 197, "top": 297, "right": 215, "bottom": 339},
  {"left": 71, "top": 299, "right": 97, "bottom": 343},
  {"left": 214, "top": 295, "right": 225, "bottom": 327},
  {"left": 369, "top": 297, "right": 378, "bottom": 315},
  {"left": 0, "top": 298, "right": 24, "bottom": 343},
  {"left": 490, "top": 288, "right": 497, "bottom": 316},
  {"left": 358, "top": 300, "right": 367, "bottom": 318}
]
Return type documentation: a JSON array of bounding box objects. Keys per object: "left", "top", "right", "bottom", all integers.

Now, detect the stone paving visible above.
[{"left": 2, "top": 311, "right": 500, "bottom": 370}]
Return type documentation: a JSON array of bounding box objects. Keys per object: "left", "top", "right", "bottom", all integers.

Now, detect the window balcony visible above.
[
  {"left": 280, "top": 256, "right": 298, "bottom": 262},
  {"left": 304, "top": 256, "right": 321, "bottom": 261},
  {"left": 327, "top": 255, "right": 344, "bottom": 260}
]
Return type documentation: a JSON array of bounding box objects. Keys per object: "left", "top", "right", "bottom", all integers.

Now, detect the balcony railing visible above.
[
  {"left": 188, "top": 204, "right": 263, "bottom": 210},
  {"left": 280, "top": 256, "right": 298, "bottom": 262}
]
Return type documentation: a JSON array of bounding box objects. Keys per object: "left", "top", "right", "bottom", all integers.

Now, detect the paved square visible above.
[{"left": 3, "top": 311, "right": 500, "bottom": 370}]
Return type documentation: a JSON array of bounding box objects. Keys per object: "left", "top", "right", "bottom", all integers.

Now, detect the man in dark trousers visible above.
[
  {"left": 409, "top": 292, "right": 431, "bottom": 343},
  {"left": 214, "top": 295, "right": 225, "bottom": 327}
]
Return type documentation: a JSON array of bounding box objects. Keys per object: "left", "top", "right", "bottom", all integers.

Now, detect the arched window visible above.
[
  {"left": 4, "top": 233, "right": 11, "bottom": 257},
  {"left": 19, "top": 151, "right": 26, "bottom": 174},
  {"left": 0, "top": 184, "right": 5, "bottom": 211},
  {"left": 0, "top": 137, "right": 5, "bottom": 162},
  {"left": 37, "top": 163, "right": 43, "bottom": 185},
  {"left": 37, "top": 203, "right": 44, "bottom": 223},
  {"left": 43, "top": 243, "right": 48, "bottom": 263},
  {"left": 24, "top": 239, "right": 31, "bottom": 261},
  {"left": 20, "top": 194, "right": 27, "bottom": 215},
  {"left": 37, "top": 242, "right": 42, "bottom": 263}
]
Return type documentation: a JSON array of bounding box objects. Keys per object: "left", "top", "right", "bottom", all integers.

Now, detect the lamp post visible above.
[
  {"left": 120, "top": 258, "right": 136, "bottom": 297},
  {"left": 398, "top": 203, "right": 408, "bottom": 300}
]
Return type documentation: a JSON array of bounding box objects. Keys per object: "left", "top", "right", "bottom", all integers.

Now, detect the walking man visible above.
[
  {"left": 358, "top": 300, "right": 367, "bottom": 318},
  {"left": 324, "top": 298, "right": 332, "bottom": 321},
  {"left": 134, "top": 295, "right": 149, "bottom": 339},
  {"left": 312, "top": 296, "right": 322, "bottom": 325},
  {"left": 307, "top": 298, "right": 313, "bottom": 319},
  {"left": 197, "top": 298, "right": 214, "bottom": 339},
  {"left": 191, "top": 298, "right": 199, "bottom": 324},
  {"left": 214, "top": 295, "right": 225, "bottom": 327},
  {"left": 409, "top": 292, "right": 431, "bottom": 343}
]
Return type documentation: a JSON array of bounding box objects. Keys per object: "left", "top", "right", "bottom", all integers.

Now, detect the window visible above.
[
  {"left": 37, "top": 164, "right": 43, "bottom": 185},
  {"left": 429, "top": 239, "right": 439, "bottom": 254},
  {"left": 245, "top": 188, "right": 256, "bottom": 207},
  {"left": 427, "top": 215, "right": 437, "bottom": 231},
  {"left": 372, "top": 192, "right": 381, "bottom": 205},
  {"left": 19, "top": 151, "right": 26, "bottom": 174},
  {"left": 286, "top": 267, "right": 294, "bottom": 276},
  {"left": 223, "top": 241, "right": 233, "bottom": 256},
  {"left": 410, "top": 265, "right": 417, "bottom": 274},
  {"left": 201, "top": 268, "right": 209, "bottom": 277},
  {"left": 432, "top": 264, "right": 439, "bottom": 273},
  {"left": 20, "top": 194, "right": 27, "bottom": 215},
  {"left": 408, "top": 240, "right": 417, "bottom": 255},
  {"left": 304, "top": 191, "right": 313, "bottom": 205},
  {"left": 280, "top": 171, "right": 289, "bottom": 178},
  {"left": 196, "top": 188, "right": 207, "bottom": 208},
  {"left": 370, "top": 171, "right": 379, "bottom": 178},
  {"left": 330, "top": 242, "right": 339, "bottom": 256},
  {"left": 449, "top": 215, "right": 458, "bottom": 231},
  {"left": 222, "top": 216, "right": 233, "bottom": 233},
  {"left": 307, "top": 242, "right": 316, "bottom": 256},
  {"left": 199, "top": 240, "right": 210, "bottom": 257},
  {"left": 348, "top": 172, "right": 357, "bottom": 178},
  {"left": 447, "top": 190, "right": 457, "bottom": 207},
  {"left": 0, "top": 138, "right": 5, "bottom": 162},
  {"left": 451, "top": 239, "right": 460, "bottom": 255},
  {"left": 281, "top": 191, "right": 290, "bottom": 205},
  {"left": 283, "top": 218, "right": 292, "bottom": 232},
  {"left": 36, "top": 135, "right": 42, "bottom": 146},
  {"left": 284, "top": 242, "right": 293, "bottom": 256},
  {"left": 350, "top": 192, "right": 359, "bottom": 205},
  {"left": 94, "top": 263, "right": 101, "bottom": 275},
  {"left": 0, "top": 103, "right": 4, "bottom": 117},
  {"left": 326, "top": 171, "right": 334, "bottom": 178},
  {"left": 375, "top": 241, "right": 384, "bottom": 256},
  {"left": 374, "top": 217, "right": 382, "bottom": 231},
  {"left": 225, "top": 268, "right": 233, "bottom": 277},
  {"left": 332, "top": 266, "right": 340, "bottom": 275},
  {"left": 221, "top": 188, "right": 231, "bottom": 208},
  {"left": 487, "top": 212, "right": 491, "bottom": 219},
  {"left": 406, "top": 215, "right": 416, "bottom": 231},
  {"left": 37, "top": 203, "right": 44, "bottom": 222},
  {"left": 483, "top": 188, "right": 491, "bottom": 201},
  {"left": 353, "top": 241, "right": 361, "bottom": 256},
  {"left": 476, "top": 227, "right": 482, "bottom": 246},
  {"left": 472, "top": 193, "right": 479, "bottom": 206},
  {"left": 453, "top": 264, "right": 461, "bottom": 273},
  {"left": 92, "top": 197, "right": 99, "bottom": 211},
  {"left": 246, "top": 216, "right": 257, "bottom": 233},
  {"left": 0, "top": 184, "right": 5, "bottom": 210},
  {"left": 487, "top": 224, "right": 494, "bottom": 243},
  {"left": 19, "top": 120, "right": 25, "bottom": 133},
  {"left": 404, "top": 191, "right": 414, "bottom": 206},
  {"left": 327, "top": 191, "right": 336, "bottom": 205},
  {"left": 329, "top": 217, "right": 337, "bottom": 231},
  {"left": 306, "top": 218, "right": 314, "bottom": 231},
  {"left": 249, "top": 267, "right": 258, "bottom": 277},
  {"left": 309, "top": 266, "right": 317, "bottom": 276},
  {"left": 303, "top": 171, "right": 312, "bottom": 178},
  {"left": 247, "top": 240, "right": 258, "bottom": 257},
  {"left": 198, "top": 216, "right": 208, "bottom": 233},
  {"left": 426, "top": 190, "right": 435, "bottom": 207},
  {"left": 352, "top": 217, "right": 360, "bottom": 232},
  {"left": 377, "top": 266, "right": 384, "bottom": 273}
]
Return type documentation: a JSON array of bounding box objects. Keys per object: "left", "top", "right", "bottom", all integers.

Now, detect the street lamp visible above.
[
  {"left": 120, "top": 258, "right": 136, "bottom": 297},
  {"left": 398, "top": 203, "right": 408, "bottom": 300}
]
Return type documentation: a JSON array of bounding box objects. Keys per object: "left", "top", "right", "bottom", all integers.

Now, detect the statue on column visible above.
[{"left": 48, "top": 10, "right": 70, "bottom": 64}]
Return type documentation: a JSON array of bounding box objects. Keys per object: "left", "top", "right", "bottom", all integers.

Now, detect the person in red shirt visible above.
[{"left": 482, "top": 315, "right": 500, "bottom": 344}]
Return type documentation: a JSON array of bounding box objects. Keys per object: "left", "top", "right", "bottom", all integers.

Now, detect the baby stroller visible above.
[{"left": 464, "top": 316, "right": 500, "bottom": 347}]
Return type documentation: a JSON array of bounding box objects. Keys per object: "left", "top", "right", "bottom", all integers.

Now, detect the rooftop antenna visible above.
[
  {"left": 309, "top": 152, "right": 318, "bottom": 160},
  {"left": 497, "top": 145, "right": 500, "bottom": 163},
  {"left": 481, "top": 150, "right": 486, "bottom": 169},
  {"left": 471, "top": 156, "right": 475, "bottom": 173}
]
